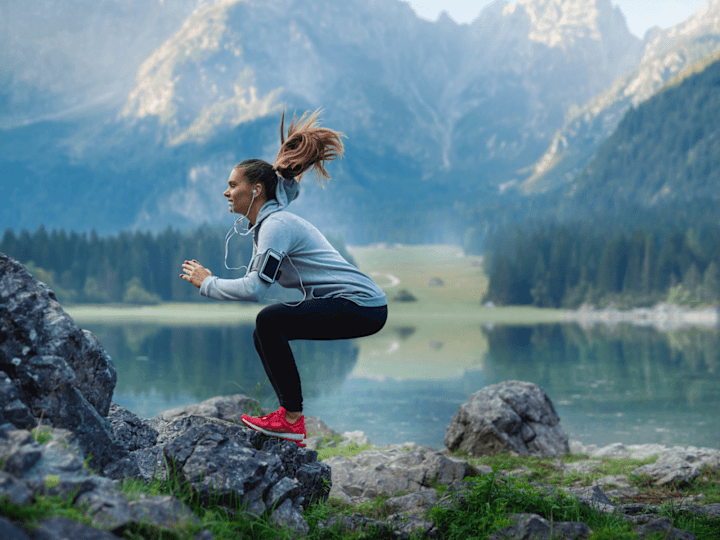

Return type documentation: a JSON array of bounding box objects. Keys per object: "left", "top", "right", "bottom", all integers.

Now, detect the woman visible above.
[{"left": 180, "top": 109, "right": 387, "bottom": 447}]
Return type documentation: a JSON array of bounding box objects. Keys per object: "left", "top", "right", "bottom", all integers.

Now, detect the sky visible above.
[{"left": 404, "top": 0, "right": 709, "bottom": 38}]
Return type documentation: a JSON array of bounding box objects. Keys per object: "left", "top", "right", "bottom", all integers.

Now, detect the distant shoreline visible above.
[
  {"left": 564, "top": 302, "right": 720, "bottom": 330},
  {"left": 63, "top": 302, "right": 568, "bottom": 326}
]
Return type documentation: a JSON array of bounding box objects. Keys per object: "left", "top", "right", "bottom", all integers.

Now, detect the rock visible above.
[
  {"left": 21, "top": 516, "right": 120, "bottom": 540},
  {"left": 108, "top": 402, "right": 158, "bottom": 452},
  {"left": 427, "top": 278, "right": 444, "bottom": 286},
  {"left": 386, "top": 512, "right": 438, "bottom": 538},
  {"left": 592, "top": 474, "right": 630, "bottom": 488},
  {"left": 0, "top": 423, "right": 118, "bottom": 504},
  {"left": 445, "top": 381, "right": 570, "bottom": 458},
  {"left": 561, "top": 459, "right": 603, "bottom": 475},
  {"left": 339, "top": 430, "right": 369, "bottom": 447},
  {"left": 384, "top": 488, "right": 439, "bottom": 516},
  {"left": 116, "top": 413, "right": 330, "bottom": 533},
  {"left": 631, "top": 453, "right": 701, "bottom": 486},
  {"left": 0, "top": 254, "right": 125, "bottom": 472},
  {"left": 318, "top": 512, "right": 400, "bottom": 538},
  {"left": 562, "top": 486, "right": 615, "bottom": 513},
  {"left": 76, "top": 490, "right": 200, "bottom": 536},
  {"left": 324, "top": 446, "right": 475, "bottom": 504},
  {"left": 633, "top": 516, "right": 696, "bottom": 540},
  {"left": 304, "top": 436, "right": 322, "bottom": 450},
  {"left": 0, "top": 470, "right": 34, "bottom": 505},
  {"left": 0, "top": 516, "right": 32, "bottom": 540},
  {"left": 487, "top": 513, "right": 593, "bottom": 540}
]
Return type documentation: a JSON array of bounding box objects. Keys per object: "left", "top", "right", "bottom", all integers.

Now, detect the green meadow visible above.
[{"left": 65, "top": 244, "right": 566, "bottom": 326}]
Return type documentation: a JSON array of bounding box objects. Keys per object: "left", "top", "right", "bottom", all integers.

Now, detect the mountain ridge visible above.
[{"left": 1, "top": 0, "right": 712, "bottom": 244}]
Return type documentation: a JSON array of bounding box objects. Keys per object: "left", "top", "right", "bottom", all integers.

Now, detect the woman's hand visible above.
[{"left": 180, "top": 259, "right": 212, "bottom": 289}]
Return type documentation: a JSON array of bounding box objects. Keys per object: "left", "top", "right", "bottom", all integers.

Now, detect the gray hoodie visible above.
[{"left": 200, "top": 177, "right": 387, "bottom": 307}]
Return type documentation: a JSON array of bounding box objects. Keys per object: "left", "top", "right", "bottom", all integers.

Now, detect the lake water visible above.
[{"left": 81, "top": 315, "right": 720, "bottom": 452}]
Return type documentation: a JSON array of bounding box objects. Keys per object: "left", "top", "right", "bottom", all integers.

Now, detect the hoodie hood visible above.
[{"left": 255, "top": 176, "right": 300, "bottom": 226}]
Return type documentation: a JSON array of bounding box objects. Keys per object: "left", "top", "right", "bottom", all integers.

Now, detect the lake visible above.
[{"left": 71, "top": 304, "right": 720, "bottom": 452}]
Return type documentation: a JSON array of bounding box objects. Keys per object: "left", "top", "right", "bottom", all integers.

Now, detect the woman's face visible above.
[{"left": 223, "top": 168, "right": 257, "bottom": 216}]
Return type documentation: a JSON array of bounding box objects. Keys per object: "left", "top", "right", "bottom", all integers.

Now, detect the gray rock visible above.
[
  {"left": 160, "top": 415, "right": 329, "bottom": 524},
  {"left": 128, "top": 495, "right": 201, "bottom": 533},
  {"left": 631, "top": 453, "right": 701, "bottom": 486},
  {"left": 24, "top": 516, "right": 120, "bottom": 540},
  {"left": 318, "top": 512, "right": 401, "bottom": 538},
  {"left": 0, "top": 254, "right": 125, "bottom": 472},
  {"left": 445, "top": 381, "right": 570, "bottom": 458},
  {"left": 682, "top": 503, "right": 720, "bottom": 519},
  {"left": 562, "top": 485, "right": 615, "bottom": 513},
  {"left": 108, "top": 402, "right": 158, "bottom": 452},
  {"left": 304, "top": 436, "right": 322, "bottom": 450},
  {"left": 633, "top": 516, "right": 696, "bottom": 540},
  {"left": 0, "top": 423, "right": 118, "bottom": 505},
  {"left": 269, "top": 498, "right": 311, "bottom": 537},
  {"left": 386, "top": 512, "right": 438, "bottom": 538},
  {"left": 592, "top": 474, "right": 630, "bottom": 488},
  {"left": 562, "top": 459, "right": 603, "bottom": 475},
  {"left": 0, "top": 373, "right": 35, "bottom": 429},
  {"left": 339, "top": 430, "right": 369, "bottom": 447},
  {"left": 0, "top": 470, "right": 33, "bottom": 505},
  {"left": 384, "top": 488, "right": 439, "bottom": 516},
  {"left": 324, "top": 447, "right": 474, "bottom": 504},
  {"left": 487, "top": 513, "right": 593, "bottom": 540},
  {"left": 0, "top": 516, "right": 32, "bottom": 540}
]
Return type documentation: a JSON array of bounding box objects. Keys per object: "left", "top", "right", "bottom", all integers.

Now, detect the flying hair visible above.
[{"left": 273, "top": 106, "right": 346, "bottom": 186}]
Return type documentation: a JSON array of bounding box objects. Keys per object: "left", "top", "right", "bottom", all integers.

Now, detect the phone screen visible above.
[{"left": 262, "top": 253, "right": 281, "bottom": 280}]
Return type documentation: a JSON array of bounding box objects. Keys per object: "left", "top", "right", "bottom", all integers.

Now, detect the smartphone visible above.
[{"left": 259, "top": 249, "right": 283, "bottom": 283}]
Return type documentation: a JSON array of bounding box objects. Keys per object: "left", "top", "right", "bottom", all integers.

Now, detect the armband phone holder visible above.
[{"left": 259, "top": 248, "right": 284, "bottom": 283}]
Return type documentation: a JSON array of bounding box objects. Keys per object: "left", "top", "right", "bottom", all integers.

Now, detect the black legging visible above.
[{"left": 253, "top": 298, "right": 388, "bottom": 412}]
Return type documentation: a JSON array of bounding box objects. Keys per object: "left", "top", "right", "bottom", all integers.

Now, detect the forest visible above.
[
  {"left": 0, "top": 225, "right": 355, "bottom": 305},
  {"left": 482, "top": 221, "right": 720, "bottom": 309}
]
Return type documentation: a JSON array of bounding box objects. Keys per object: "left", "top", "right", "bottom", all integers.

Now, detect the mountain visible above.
[
  {"left": 554, "top": 53, "right": 720, "bottom": 219},
  {"left": 0, "top": 0, "right": 653, "bottom": 244},
  {"left": 521, "top": 0, "right": 720, "bottom": 194}
]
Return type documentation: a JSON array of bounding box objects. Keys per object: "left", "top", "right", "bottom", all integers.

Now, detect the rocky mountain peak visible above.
[
  {"left": 642, "top": 0, "right": 720, "bottom": 62},
  {"left": 502, "top": 0, "right": 620, "bottom": 49}
]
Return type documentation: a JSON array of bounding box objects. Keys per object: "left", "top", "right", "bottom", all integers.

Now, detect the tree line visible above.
[
  {"left": 482, "top": 222, "right": 720, "bottom": 309},
  {"left": 1, "top": 224, "right": 355, "bottom": 305}
]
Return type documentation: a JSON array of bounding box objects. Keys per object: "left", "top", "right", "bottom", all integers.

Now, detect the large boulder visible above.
[
  {"left": 444, "top": 381, "right": 569, "bottom": 458},
  {"left": 0, "top": 253, "right": 125, "bottom": 471}
]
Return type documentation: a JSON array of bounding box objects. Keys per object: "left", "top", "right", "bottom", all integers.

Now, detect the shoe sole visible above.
[{"left": 241, "top": 417, "right": 305, "bottom": 441}]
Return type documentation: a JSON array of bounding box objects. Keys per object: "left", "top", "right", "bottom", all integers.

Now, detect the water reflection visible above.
[
  {"left": 481, "top": 324, "right": 720, "bottom": 449},
  {"left": 82, "top": 320, "right": 720, "bottom": 451},
  {"left": 85, "top": 323, "right": 357, "bottom": 419}
]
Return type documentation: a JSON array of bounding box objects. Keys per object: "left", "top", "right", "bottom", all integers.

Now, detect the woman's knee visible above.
[{"left": 255, "top": 304, "right": 287, "bottom": 336}]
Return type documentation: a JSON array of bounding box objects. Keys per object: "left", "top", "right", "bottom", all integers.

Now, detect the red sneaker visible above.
[{"left": 241, "top": 407, "right": 306, "bottom": 446}]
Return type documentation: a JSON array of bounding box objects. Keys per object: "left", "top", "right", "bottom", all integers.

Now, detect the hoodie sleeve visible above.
[
  {"left": 198, "top": 214, "right": 293, "bottom": 302},
  {"left": 199, "top": 272, "right": 270, "bottom": 302}
]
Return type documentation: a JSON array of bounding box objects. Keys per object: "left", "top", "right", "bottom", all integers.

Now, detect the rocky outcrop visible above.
[
  {"left": 0, "top": 422, "right": 208, "bottom": 539},
  {"left": 487, "top": 513, "right": 593, "bottom": 540},
  {"left": 444, "top": 380, "right": 570, "bottom": 458},
  {"left": 0, "top": 255, "right": 332, "bottom": 537},
  {"left": 0, "top": 253, "right": 124, "bottom": 472},
  {"left": 571, "top": 440, "right": 720, "bottom": 487},
  {"left": 322, "top": 437, "right": 719, "bottom": 540},
  {"left": 323, "top": 441, "right": 475, "bottom": 505}
]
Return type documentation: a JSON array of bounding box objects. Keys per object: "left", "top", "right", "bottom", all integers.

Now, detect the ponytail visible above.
[
  {"left": 235, "top": 107, "right": 345, "bottom": 200},
  {"left": 273, "top": 106, "right": 345, "bottom": 185}
]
